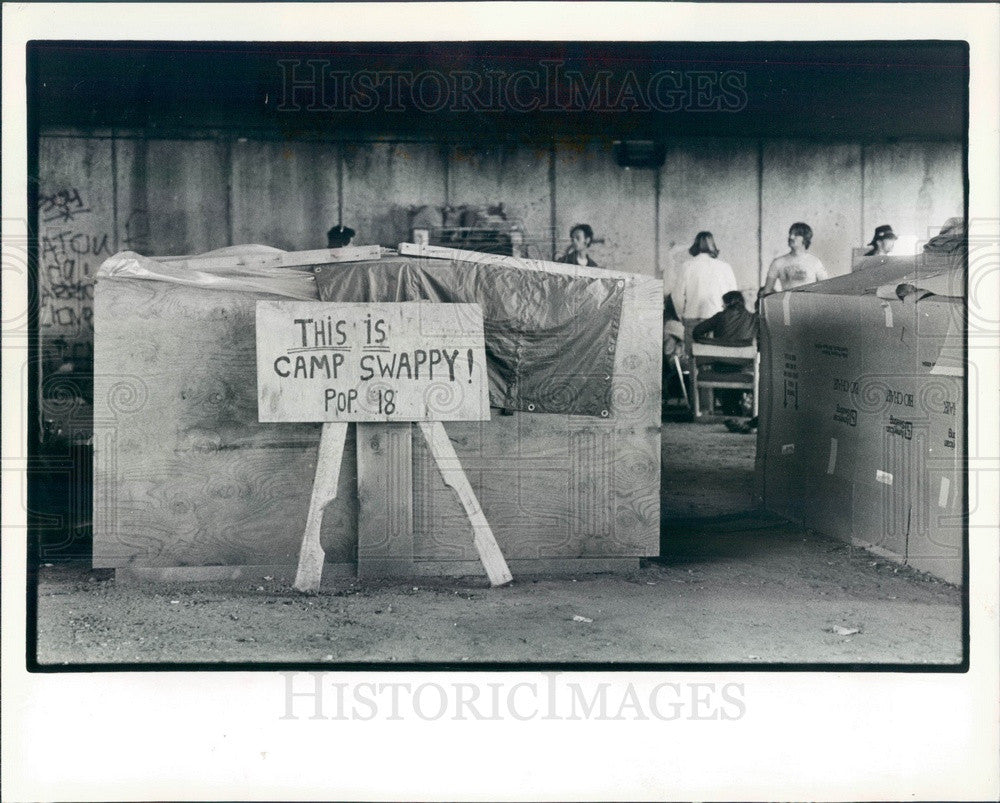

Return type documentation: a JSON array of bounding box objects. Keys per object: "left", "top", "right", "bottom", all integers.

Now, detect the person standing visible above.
[
  {"left": 558, "top": 223, "right": 598, "bottom": 267},
  {"left": 674, "top": 231, "right": 738, "bottom": 322},
  {"left": 759, "top": 222, "right": 828, "bottom": 296}
]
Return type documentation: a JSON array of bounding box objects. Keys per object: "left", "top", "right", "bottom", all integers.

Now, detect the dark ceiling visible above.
[{"left": 29, "top": 40, "right": 968, "bottom": 141}]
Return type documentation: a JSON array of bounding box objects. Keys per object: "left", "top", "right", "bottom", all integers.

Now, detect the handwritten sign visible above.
[{"left": 256, "top": 301, "right": 489, "bottom": 422}]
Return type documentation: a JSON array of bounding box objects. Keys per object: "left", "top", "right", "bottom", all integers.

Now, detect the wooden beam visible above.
[
  {"left": 398, "top": 242, "right": 636, "bottom": 282},
  {"left": 418, "top": 421, "right": 512, "bottom": 587},
  {"left": 156, "top": 245, "right": 383, "bottom": 270},
  {"left": 356, "top": 422, "right": 414, "bottom": 577},
  {"left": 294, "top": 422, "right": 349, "bottom": 592}
]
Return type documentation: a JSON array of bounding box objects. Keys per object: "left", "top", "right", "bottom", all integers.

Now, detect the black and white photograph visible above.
[{"left": 3, "top": 2, "right": 998, "bottom": 801}]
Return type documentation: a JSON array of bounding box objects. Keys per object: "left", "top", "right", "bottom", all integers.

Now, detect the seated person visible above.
[
  {"left": 692, "top": 290, "right": 757, "bottom": 416},
  {"left": 692, "top": 290, "right": 757, "bottom": 346}
]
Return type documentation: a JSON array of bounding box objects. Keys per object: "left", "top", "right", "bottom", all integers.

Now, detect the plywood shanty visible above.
[
  {"left": 93, "top": 247, "right": 661, "bottom": 573},
  {"left": 405, "top": 248, "right": 663, "bottom": 565},
  {"left": 92, "top": 276, "right": 358, "bottom": 568}
]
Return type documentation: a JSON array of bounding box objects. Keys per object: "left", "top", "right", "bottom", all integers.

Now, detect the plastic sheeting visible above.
[
  {"left": 314, "top": 256, "right": 624, "bottom": 416},
  {"left": 97, "top": 246, "right": 318, "bottom": 300}
]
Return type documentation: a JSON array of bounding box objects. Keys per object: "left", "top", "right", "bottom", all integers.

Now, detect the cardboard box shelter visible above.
[
  {"left": 756, "top": 253, "right": 965, "bottom": 585},
  {"left": 92, "top": 245, "right": 662, "bottom": 579}
]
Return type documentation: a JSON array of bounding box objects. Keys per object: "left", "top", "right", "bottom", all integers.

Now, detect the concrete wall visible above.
[{"left": 37, "top": 131, "right": 963, "bottom": 411}]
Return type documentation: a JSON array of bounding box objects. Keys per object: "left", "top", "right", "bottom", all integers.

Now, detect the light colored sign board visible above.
[{"left": 256, "top": 301, "right": 489, "bottom": 422}]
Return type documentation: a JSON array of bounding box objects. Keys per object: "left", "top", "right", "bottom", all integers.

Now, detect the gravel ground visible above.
[{"left": 34, "top": 422, "right": 963, "bottom": 667}]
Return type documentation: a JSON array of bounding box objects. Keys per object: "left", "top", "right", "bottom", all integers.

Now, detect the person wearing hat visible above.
[
  {"left": 327, "top": 224, "right": 356, "bottom": 249},
  {"left": 865, "top": 224, "right": 897, "bottom": 256}
]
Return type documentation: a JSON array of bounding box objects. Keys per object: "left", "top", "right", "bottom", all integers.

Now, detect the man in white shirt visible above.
[{"left": 760, "top": 222, "right": 828, "bottom": 296}]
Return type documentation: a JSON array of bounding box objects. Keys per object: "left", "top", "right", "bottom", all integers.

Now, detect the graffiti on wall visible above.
[{"left": 38, "top": 187, "right": 112, "bottom": 343}]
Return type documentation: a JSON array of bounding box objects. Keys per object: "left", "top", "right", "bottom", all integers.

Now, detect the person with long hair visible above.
[{"left": 674, "top": 231, "right": 738, "bottom": 321}]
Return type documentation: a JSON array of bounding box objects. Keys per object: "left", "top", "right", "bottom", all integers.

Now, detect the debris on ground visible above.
[
  {"left": 831, "top": 625, "right": 860, "bottom": 636},
  {"left": 572, "top": 615, "right": 593, "bottom": 623}
]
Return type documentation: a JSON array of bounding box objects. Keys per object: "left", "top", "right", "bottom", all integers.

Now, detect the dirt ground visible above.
[{"left": 34, "top": 421, "right": 963, "bottom": 666}]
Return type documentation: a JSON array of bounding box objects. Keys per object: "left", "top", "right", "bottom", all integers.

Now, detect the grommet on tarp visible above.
[
  {"left": 527, "top": 403, "right": 535, "bottom": 411},
  {"left": 600, "top": 410, "right": 609, "bottom": 417},
  {"left": 616, "top": 280, "right": 625, "bottom": 288}
]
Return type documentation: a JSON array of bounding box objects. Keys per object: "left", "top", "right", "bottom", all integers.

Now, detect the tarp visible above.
[
  {"left": 97, "top": 247, "right": 624, "bottom": 417},
  {"left": 314, "top": 256, "right": 624, "bottom": 416},
  {"left": 756, "top": 258, "right": 965, "bottom": 585}
]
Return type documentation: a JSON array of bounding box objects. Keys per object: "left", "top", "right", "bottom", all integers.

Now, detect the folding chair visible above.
[{"left": 689, "top": 341, "right": 759, "bottom": 418}]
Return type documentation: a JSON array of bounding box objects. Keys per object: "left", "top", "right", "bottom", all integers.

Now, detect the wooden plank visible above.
[
  {"left": 156, "top": 245, "right": 382, "bottom": 270},
  {"left": 418, "top": 421, "right": 513, "bottom": 587},
  {"left": 91, "top": 437, "right": 359, "bottom": 568},
  {"left": 93, "top": 278, "right": 360, "bottom": 569},
  {"left": 356, "top": 423, "right": 414, "bottom": 577},
  {"left": 294, "top": 422, "right": 349, "bottom": 592},
  {"left": 398, "top": 241, "right": 637, "bottom": 281}
]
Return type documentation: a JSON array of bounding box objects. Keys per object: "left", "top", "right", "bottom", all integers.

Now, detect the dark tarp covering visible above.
[{"left": 314, "top": 256, "right": 624, "bottom": 416}]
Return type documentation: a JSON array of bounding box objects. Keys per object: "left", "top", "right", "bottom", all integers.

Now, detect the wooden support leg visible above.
[
  {"left": 293, "top": 422, "right": 349, "bottom": 592},
  {"left": 672, "top": 354, "right": 690, "bottom": 410},
  {"left": 418, "top": 421, "right": 513, "bottom": 587}
]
